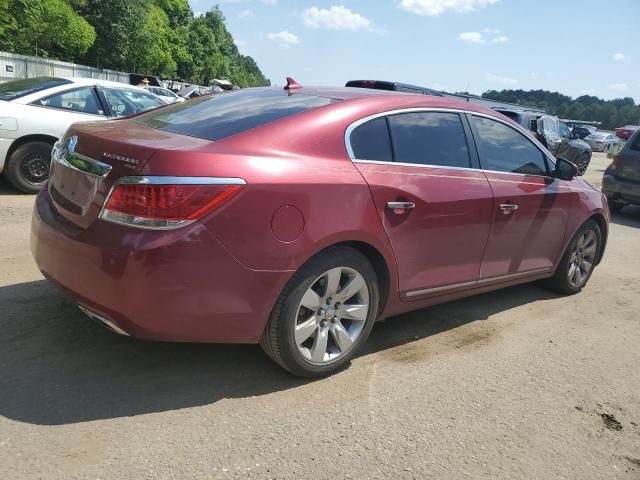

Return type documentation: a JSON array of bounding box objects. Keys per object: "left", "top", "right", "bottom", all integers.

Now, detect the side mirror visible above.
[{"left": 554, "top": 157, "right": 578, "bottom": 180}]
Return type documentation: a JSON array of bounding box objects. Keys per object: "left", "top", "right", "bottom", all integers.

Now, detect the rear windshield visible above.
[
  {"left": 133, "top": 89, "right": 339, "bottom": 141},
  {"left": 0, "top": 77, "right": 72, "bottom": 101}
]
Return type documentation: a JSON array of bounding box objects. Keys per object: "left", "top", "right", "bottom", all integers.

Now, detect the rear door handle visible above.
[
  {"left": 499, "top": 203, "right": 519, "bottom": 213},
  {"left": 386, "top": 201, "right": 415, "bottom": 210}
]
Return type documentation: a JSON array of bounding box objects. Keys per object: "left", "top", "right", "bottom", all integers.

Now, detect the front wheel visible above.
[
  {"left": 261, "top": 246, "right": 379, "bottom": 378},
  {"left": 576, "top": 151, "right": 591, "bottom": 176},
  {"left": 545, "top": 219, "right": 601, "bottom": 295}
]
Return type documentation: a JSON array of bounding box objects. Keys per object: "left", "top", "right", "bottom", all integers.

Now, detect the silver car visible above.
[{"left": 584, "top": 132, "right": 617, "bottom": 152}]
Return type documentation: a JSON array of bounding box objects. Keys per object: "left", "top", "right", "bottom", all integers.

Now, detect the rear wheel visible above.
[
  {"left": 545, "top": 219, "right": 601, "bottom": 295},
  {"left": 260, "top": 246, "right": 379, "bottom": 378},
  {"left": 5, "top": 141, "right": 53, "bottom": 193}
]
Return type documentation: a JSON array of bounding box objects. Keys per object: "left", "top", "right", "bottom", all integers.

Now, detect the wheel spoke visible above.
[
  {"left": 583, "top": 242, "right": 597, "bottom": 257},
  {"left": 341, "top": 304, "right": 368, "bottom": 322},
  {"left": 572, "top": 264, "right": 581, "bottom": 285},
  {"left": 334, "top": 274, "right": 365, "bottom": 303},
  {"left": 300, "top": 289, "right": 321, "bottom": 310},
  {"left": 580, "top": 260, "right": 592, "bottom": 273},
  {"left": 325, "top": 268, "right": 342, "bottom": 298},
  {"left": 295, "top": 317, "right": 318, "bottom": 345},
  {"left": 310, "top": 328, "right": 328, "bottom": 362},
  {"left": 568, "top": 262, "right": 577, "bottom": 282},
  {"left": 330, "top": 321, "right": 354, "bottom": 353}
]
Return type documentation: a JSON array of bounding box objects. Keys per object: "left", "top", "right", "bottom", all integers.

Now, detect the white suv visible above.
[{"left": 0, "top": 77, "right": 165, "bottom": 193}]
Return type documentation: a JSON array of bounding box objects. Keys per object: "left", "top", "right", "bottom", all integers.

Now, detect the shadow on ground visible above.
[
  {"left": 610, "top": 205, "right": 640, "bottom": 228},
  {"left": 0, "top": 176, "right": 20, "bottom": 196},
  {"left": 0, "top": 279, "right": 561, "bottom": 425}
]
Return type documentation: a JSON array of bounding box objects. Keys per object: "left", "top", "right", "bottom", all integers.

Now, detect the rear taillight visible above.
[{"left": 99, "top": 176, "right": 245, "bottom": 229}]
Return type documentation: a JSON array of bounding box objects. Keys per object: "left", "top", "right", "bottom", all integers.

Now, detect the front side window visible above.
[
  {"left": 472, "top": 116, "right": 549, "bottom": 176},
  {"left": 102, "top": 88, "right": 165, "bottom": 117},
  {"left": 559, "top": 123, "right": 571, "bottom": 139},
  {"left": 387, "top": 112, "right": 471, "bottom": 168},
  {"left": 350, "top": 117, "right": 393, "bottom": 162},
  {"left": 32, "top": 87, "right": 103, "bottom": 115}
]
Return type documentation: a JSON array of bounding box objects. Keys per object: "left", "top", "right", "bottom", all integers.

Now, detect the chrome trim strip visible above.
[
  {"left": 113, "top": 176, "right": 247, "bottom": 186},
  {"left": 405, "top": 268, "right": 553, "bottom": 298},
  {"left": 52, "top": 141, "right": 112, "bottom": 178},
  {"left": 344, "top": 107, "right": 556, "bottom": 175},
  {"left": 78, "top": 305, "right": 129, "bottom": 336}
]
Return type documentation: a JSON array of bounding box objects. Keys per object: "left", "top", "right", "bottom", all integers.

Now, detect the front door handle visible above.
[
  {"left": 386, "top": 201, "right": 416, "bottom": 210},
  {"left": 499, "top": 203, "right": 519, "bottom": 214}
]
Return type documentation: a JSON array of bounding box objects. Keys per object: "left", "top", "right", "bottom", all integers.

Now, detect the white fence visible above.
[{"left": 0, "top": 51, "right": 129, "bottom": 84}]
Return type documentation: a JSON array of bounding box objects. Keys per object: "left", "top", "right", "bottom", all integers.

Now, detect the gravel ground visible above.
[{"left": 1, "top": 152, "right": 639, "bottom": 479}]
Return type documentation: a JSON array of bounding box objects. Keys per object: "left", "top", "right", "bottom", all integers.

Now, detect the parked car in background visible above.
[
  {"left": 31, "top": 82, "right": 608, "bottom": 377},
  {"left": 0, "top": 76, "right": 165, "bottom": 193},
  {"left": 144, "top": 86, "right": 185, "bottom": 104},
  {"left": 602, "top": 129, "right": 640, "bottom": 213},
  {"left": 494, "top": 109, "right": 593, "bottom": 175},
  {"left": 571, "top": 125, "right": 597, "bottom": 139},
  {"left": 615, "top": 125, "right": 640, "bottom": 140},
  {"left": 583, "top": 132, "right": 617, "bottom": 152},
  {"left": 177, "top": 85, "right": 222, "bottom": 99},
  {"left": 346, "top": 79, "right": 443, "bottom": 96}
]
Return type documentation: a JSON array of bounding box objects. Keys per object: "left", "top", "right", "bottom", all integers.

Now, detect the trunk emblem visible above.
[{"left": 102, "top": 152, "right": 141, "bottom": 167}]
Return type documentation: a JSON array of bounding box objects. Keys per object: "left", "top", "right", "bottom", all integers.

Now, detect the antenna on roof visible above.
[{"left": 284, "top": 77, "right": 302, "bottom": 90}]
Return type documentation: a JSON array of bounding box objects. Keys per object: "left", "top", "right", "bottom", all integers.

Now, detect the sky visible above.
[{"left": 187, "top": 0, "right": 640, "bottom": 102}]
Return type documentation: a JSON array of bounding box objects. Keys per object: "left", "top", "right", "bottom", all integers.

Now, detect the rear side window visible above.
[
  {"left": 471, "top": 116, "right": 548, "bottom": 176},
  {"left": 630, "top": 131, "right": 640, "bottom": 152},
  {"left": 350, "top": 117, "right": 393, "bottom": 162},
  {"left": 32, "top": 87, "right": 103, "bottom": 115},
  {"left": 134, "top": 89, "right": 339, "bottom": 141},
  {"left": 0, "top": 77, "right": 72, "bottom": 101},
  {"left": 387, "top": 112, "right": 471, "bottom": 168}
]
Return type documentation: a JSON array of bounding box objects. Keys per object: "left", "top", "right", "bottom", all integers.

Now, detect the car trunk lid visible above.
[{"left": 47, "top": 119, "right": 209, "bottom": 229}]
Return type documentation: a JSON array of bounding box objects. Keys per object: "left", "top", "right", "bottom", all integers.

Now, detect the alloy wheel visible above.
[
  {"left": 295, "top": 266, "right": 369, "bottom": 364},
  {"left": 567, "top": 230, "right": 597, "bottom": 288}
]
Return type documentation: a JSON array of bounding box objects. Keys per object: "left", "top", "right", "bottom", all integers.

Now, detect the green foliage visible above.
[
  {"left": 483, "top": 89, "right": 640, "bottom": 130},
  {"left": 0, "top": 0, "right": 95, "bottom": 60},
  {"left": 2, "top": 0, "right": 269, "bottom": 87}
]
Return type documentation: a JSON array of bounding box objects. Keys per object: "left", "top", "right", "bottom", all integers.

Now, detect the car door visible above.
[
  {"left": 469, "top": 114, "right": 571, "bottom": 279},
  {"left": 348, "top": 110, "right": 494, "bottom": 299}
]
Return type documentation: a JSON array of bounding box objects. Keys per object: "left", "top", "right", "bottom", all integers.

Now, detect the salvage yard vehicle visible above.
[
  {"left": 615, "top": 124, "right": 640, "bottom": 140},
  {"left": 31, "top": 80, "right": 609, "bottom": 377},
  {"left": 583, "top": 132, "right": 617, "bottom": 152},
  {"left": 493, "top": 109, "right": 593, "bottom": 175},
  {"left": 346, "top": 79, "right": 443, "bottom": 96},
  {"left": 571, "top": 124, "right": 597, "bottom": 140},
  {"left": 143, "top": 86, "right": 185, "bottom": 104},
  {"left": 602, "top": 128, "right": 640, "bottom": 213},
  {"left": 0, "top": 77, "right": 165, "bottom": 193}
]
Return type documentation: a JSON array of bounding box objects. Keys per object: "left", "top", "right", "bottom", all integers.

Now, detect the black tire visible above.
[
  {"left": 260, "top": 246, "right": 379, "bottom": 378},
  {"left": 545, "top": 219, "right": 601, "bottom": 295},
  {"left": 607, "top": 197, "right": 624, "bottom": 214},
  {"left": 576, "top": 151, "right": 591, "bottom": 176},
  {"left": 4, "top": 141, "right": 53, "bottom": 194}
]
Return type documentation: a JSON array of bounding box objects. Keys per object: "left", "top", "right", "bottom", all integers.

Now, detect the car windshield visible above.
[
  {"left": 133, "top": 89, "right": 339, "bottom": 141},
  {"left": 0, "top": 77, "right": 73, "bottom": 101},
  {"left": 103, "top": 87, "right": 165, "bottom": 116}
]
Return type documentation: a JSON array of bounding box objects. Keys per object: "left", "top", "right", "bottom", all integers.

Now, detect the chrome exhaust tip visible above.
[{"left": 78, "top": 305, "right": 129, "bottom": 336}]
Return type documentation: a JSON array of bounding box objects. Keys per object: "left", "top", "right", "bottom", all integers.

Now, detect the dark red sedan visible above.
[{"left": 31, "top": 82, "right": 609, "bottom": 377}]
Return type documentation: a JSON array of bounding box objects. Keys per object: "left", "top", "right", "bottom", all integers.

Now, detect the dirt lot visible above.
[{"left": 1, "top": 152, "right": 639, "bottom": 479}]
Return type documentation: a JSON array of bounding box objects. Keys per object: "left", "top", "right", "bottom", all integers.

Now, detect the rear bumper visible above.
[
  {"left": 602, "top": 173, "right": 640, "bottom": 204},
  {"left": 31, "top": 190, "right": 291, "bottom": 343}
]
